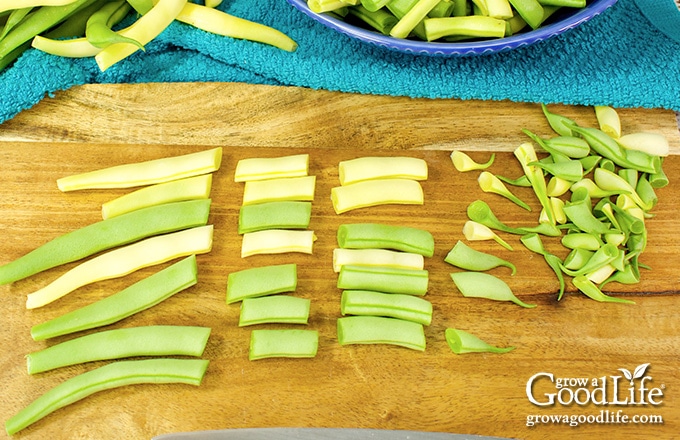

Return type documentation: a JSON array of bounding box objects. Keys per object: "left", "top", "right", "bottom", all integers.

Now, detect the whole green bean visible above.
[
  {"left": 31, "top": 255, "right": 198, "bottom": 341},
  {"left": 5, "top": 358, "right": 209, "bottom": 436},
  {"left": 86, "top": 0, "right": 142, "bottom": 49},
  {"left": 27, "top": 325, "right": 211, "bottom": 374},
  {"left": 0, "top": 199, "right": 210, "bottom": 285}
]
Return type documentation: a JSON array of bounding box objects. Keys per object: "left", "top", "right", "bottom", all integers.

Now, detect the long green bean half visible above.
[
  {"left": 5, "top": 358, "right": 209, "bottom": 436},
  {"left": 337, "top": 316, "right": 426, "bottom": 351}
]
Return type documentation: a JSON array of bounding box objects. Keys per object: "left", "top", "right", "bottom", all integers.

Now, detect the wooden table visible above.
[{"left": 0, "top": 83, "right": 679, "bottom": 440}]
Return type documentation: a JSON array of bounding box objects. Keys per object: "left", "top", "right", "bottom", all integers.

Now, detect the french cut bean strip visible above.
[
  {"left": 102, "top": 174, "right": 212, "bottom": 219},
  {"left": 337, "top": 316, "right": 426, "bottom": 351},
  {"left": 341, "top": 290, "right": 433, "bottom": 325},
  {"left": 27, "top": 325, "right": 211, "bottom": 374},
  {"left": 337, "top": 223, "right": 435, "bottom": 257},
  {"left": 330, "top": 178, "right": 424, "bottom": 214},
  {"left": 31, "top": 255, "right": 199, "bottom": 341},
  {"left": 226, "top": 263, "right": 297, "bottom": 304},
  {"left": 0, "top": 199, "right": 210, "bottom": 285},
  {"left": 26, "top": 225, "right": 213, "bottom": 309},
  {"left": 332, "top": 248, "right": 424, "bottom": 272},
  {"left": 337, "top": 264, "right": 429, "bottom": 296},
  {"left": 234, "top": 154, "right": 309, "bottom": 182},
  {"left": 239, "top": 295, "right": 310, "bottom": 326},
  {"left": 337, "top": 156, "right": 427, "bottom": 185},
  {"left": 5, "top": 358, "right": 209, "bottom": 436},
  {"left": 249, "top": 329, "right": 319, "bottom": 360},
  {"left": 57, "top": 147, "right": 222, "bottom": 191}
]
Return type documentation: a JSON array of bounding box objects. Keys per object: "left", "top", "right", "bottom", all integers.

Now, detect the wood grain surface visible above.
[{"left": 0, "top": 83, "right": 679, "bottom": 440}]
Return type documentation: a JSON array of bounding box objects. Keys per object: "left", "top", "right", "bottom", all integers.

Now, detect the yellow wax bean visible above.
[
  {"left": 242, "top": 175, "right": 316, "bottom": 205},
  {"left": 234, "top": 154, "right": 309, "bottom": 182},
  {"left": 337, "top": 156, "right": 428, "bottom": 186},
  {"left": 26, "top": 225, "right": 213, "bottom": 309},
  {"left": 330, "top": 178, "right": 424, "bottom": 214},
  {"left": 241, "top": 229, "right": 316, "bottom": 257},
  {"left": 102, "top": 174, "right": 212, "bottom": 219},
  {"left": 95, "top": 0, "right": 187, "bottom": 71},
  {"left": 57, "top": 147, "right": 222, "bottom": 191},
  {"left": 617, "top": 132, "right": 670, "bottom": 157},
  {"left": 594, "top": 105, "right": 621, "bottom": 138},
  {"left": 332, "top": 248, "right": 424, "bottom": 272}
]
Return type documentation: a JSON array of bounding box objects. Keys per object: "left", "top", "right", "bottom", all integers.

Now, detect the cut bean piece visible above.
[
  {"left": 337, "top": 265, "right": 428, "bottom": 296},
  {"left": 338, "top": 156, "right": 427, "bottom": 185},
  {"left": 572, "top": 275, "right": 635, "bottom": 304},
  {"left": 26, "top": 225, "right": 213, "bottom": 309},
  {"left": 463, "top": 220, "right": 513, "bottom": 251},
  {"left": 249, "top": 329, "right": 318, "bottom": 360},
  {"left": 330, "top": 178, "right": 423, "bottom": 214},
  {"left": 594, "top": 105, "right": 621, "bottom": 138},
  {"left": 238, "top": 201, "right": 312, "bottom": 234},
  {"left": 102, "top": 174, "right": 212, "bottom": 219},
  {"left": 239, "top": 295, "right": 310, "bottom": 326},
  {"left": 478, "top": 171, "right": 531, "bottom": 211},
  {"left": 242, "top": 176, "right": 316, "bottom": 205},
  {"left": 27, "top": 325, "right": 211, "bottom": 374},
  {"left": 444, "top": 240, "right": 516, "bottom": 274},
  {"left": 337, "top": 316, "right": 426, "bottom": 351},
  {"left": 451, "top": 150, "right": 495, "bottom": 171},
  {"left": 450, "top": 271, "right": 535, "bottom": 308},
  {"left": 30, "top": 255, "right": 198, "bottom": 341},
  {"left": 0, "top": 199, "right": 211, "bottom": 286},
  {"left": 341, "top": 290, "right": 432, "bottom": 325},
  {"left": 241, "top": 229, "right": 315, "bottom": 257},
  {"left": 561, "top": 232, "right": 602, "bottom": 250},
  {"left": 617, "top": 132, "right": 669, "bottom": 157},
  {"left": 333, "top": 248, "right": 423, "bottom": 273},
  {"left": 234, "top": 154, "right": 309, "bottom": 182},
  {"left": 337, "top": 223, "right": 434, "bottom": 257},
  {"left": 226, "top": 263, "right": 297, "bottom": 304},
  {"left": 5, "top": 359, "right": 209, "bottom": 436},
  {"left": 445, "top": 328, "right": 514, "bottom": 354},
  {"left": 57, "top": 147, "right": 222, "bottom": 191}
]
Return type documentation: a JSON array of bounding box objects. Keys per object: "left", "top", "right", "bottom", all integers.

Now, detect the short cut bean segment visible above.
[
  {"left": 445, "top": 328, "right": 514, "bottom": 354},
  {"left": 337, "top": 316, "right": 426, "bottom": 351},
  {"left": 26, "top": 225, "right": 213, "bottom": 309},
  {"left": 30, "top": 255, "right": 199, "bottom": 341},
  {"left": 102, "top": 174, "right": 213, "bottom": 219},
  {"left": 249, "top": 329, "right": 319, "bottom": 360},
  {"left": 242, "top": 176, "right": 316, "bottom": 205},
  {"left": 5, "top": 358, "right": 209, "bottom": 436},
  {"left": 332, "top": 248, "right": 424, "bottom": 272},
  {"left": 444, "top": 240, "right": 516, "bottom": 274},
  {"left": 341, "top": 290, "right": 433, "bottom": 326},
  {"left": 337, "top": 156, "right": 428, "bottom": 185},
  {"left": 331, "top": 178, "right": 424, "bottom": 214},
  {"left": 57, "top": 147, "right": 222, "bottom": 191},
  {"left": 234, "top": 154, "right": 309, "bottom": 182},
  {"left": 27, "top": 325, "right": 211, "bottom": 374},
  {"left": 337, "top": 223, "right": 435, "bottom": 257},
  {"left": 451, "top": 151, "right": 495, "bottom": 172},
  {"left": 238, "top": 201, "right": 312, "bottom": 234},
  {"left": 239, "top": 295, "right": 311, "bottom": 326},
  {"left": 241, "top": 229, "right": 315, "bottom": 257},
  {"left": 0, "top": 199, "right": 211, "bottom": 285},
  {"left": 338, "top": 264, "right": 429, "bottom": 296},
  {"left": 450, "top": 271, "right": 536, "bottom": 308},
  {"left": 226, "top": 263, "right": 297, "bottom": 304}
]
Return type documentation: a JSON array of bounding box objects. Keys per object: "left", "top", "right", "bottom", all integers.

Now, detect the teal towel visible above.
[{"left": 0, "top": 0, "right": 678, "bottom": 124}]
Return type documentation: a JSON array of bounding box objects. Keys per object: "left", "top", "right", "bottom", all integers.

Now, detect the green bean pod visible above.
[
  {"left": 337, "top": 316, "right": 426, "bottom": 351},
  {"left": 337, "top": 223, "right": 435, "bottom": 257},
  {"left": 27, "top": 325, "right": 211, "bottom": 374},
  {"left": 444, "top": 240, "right": 516, "bottom": 274},
  {"left": 86, "top": 0, "right": 142, "bottom": 49},
  {"left": 226, "top": 263, "right": 297, "bottom": 304},
  {"left": 249, "top": 329, "right": 319, "bottom": 360},
  {"left": 450, "top": 271, "right": 536, "bottom": 308},
  {"left": 340, "top": 290, "right": 433, "bottom": 325},
  {"left": 239, "top": 295, "right": 310, "bottom": 326},
  {"left": 337, "top": 264, "right": 429, "bottom": 296},
  {"left": 30, "top": 255, "right": 198, "bottom": 341},
  {"left": 0, "top": 199, "right": 211, "bottom": 285},
  {"left": 5, "top": 359, "right": 209, "bottom": 436},
  {"left": 445, "top": 328, "right": 514, "bottom": 354}
]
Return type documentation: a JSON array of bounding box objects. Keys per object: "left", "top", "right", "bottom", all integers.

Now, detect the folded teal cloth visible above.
[{"left": 0, "top": 0, "right": 678, "bottom": 124}]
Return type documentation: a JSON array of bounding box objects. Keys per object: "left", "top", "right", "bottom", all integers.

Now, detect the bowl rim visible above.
[{"left": 286, "top": 0, "right": 619, "bottom": 56}]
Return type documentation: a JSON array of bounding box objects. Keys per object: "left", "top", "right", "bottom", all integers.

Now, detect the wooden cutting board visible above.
[{"left": 0, "top": 83, "right": 679, "bottom": 440}]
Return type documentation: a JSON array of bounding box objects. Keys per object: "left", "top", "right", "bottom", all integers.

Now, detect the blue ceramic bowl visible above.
[{"left": 286, "top": 0, "right": 619, "bottom": 56}]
